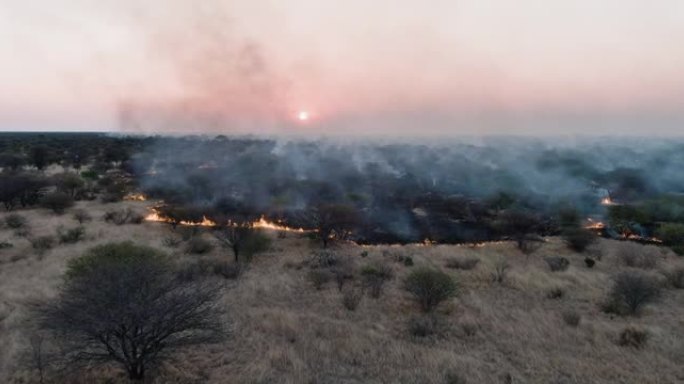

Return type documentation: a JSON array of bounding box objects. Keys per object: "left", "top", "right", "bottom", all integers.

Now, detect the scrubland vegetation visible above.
[{"left": 1, "top": 133, "right": 684, "bottom": 383}]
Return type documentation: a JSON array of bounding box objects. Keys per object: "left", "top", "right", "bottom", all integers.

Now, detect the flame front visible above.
[{"left": 144, "top": 208, "right": 309, "bottom": 232}]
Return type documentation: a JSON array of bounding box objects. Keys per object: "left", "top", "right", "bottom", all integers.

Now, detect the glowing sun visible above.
[{"left": 297, "top": 111, "right": 310, "bottom": 121}]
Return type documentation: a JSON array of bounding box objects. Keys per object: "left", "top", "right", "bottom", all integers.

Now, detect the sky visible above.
[{"left": 1, "top": 0, "right": 684, "bottom": 136}]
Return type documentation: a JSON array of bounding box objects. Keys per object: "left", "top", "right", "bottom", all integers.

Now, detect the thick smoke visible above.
[
  {"left": 117, "top": 1, "right": 292, "bottom": 135},
  {"left": 133, "top": 135, "right": 684, "bottom": 243}
]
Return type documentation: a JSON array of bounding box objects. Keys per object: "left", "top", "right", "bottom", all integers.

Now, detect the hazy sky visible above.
[{"left": 2, "top": 0, "right": 684, "bottom": 135}]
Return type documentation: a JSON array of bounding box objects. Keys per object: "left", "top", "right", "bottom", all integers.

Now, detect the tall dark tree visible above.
[{"left": 37, "top": 242, "right": 223, "bottom": 381}]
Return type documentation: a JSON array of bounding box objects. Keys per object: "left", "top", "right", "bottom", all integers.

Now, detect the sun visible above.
[{"left": 297, "top": 111, "right": 310, "bottom": 121}]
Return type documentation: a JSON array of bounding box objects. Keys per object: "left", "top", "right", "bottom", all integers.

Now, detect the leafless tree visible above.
[
  {"left": 37, "top": 242, "right": 224, "bottom": 381},
  {"left": 307, "top": 204, "right": 362, "bottom": 248}
]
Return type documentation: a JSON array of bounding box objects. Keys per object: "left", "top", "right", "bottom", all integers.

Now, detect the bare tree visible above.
[
  {"left": 307, "top": 204, "right": 362, "bottom": 248},
  {"left": 37, "top": 242, "right": 223, "bottom": 381}
]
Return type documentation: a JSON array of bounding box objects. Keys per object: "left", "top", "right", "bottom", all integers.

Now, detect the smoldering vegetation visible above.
[{"left": 132, "top": 136, "right": 684, "bottom": 244}]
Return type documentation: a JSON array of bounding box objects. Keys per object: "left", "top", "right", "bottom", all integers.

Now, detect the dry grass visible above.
[{"left": 1, "top": 202, "right": 684, "bottom": 383}]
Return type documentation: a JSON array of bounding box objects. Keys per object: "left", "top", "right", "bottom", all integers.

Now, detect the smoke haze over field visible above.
[{"left": 2, "top": 1, "right": 684, "bottom": 135}]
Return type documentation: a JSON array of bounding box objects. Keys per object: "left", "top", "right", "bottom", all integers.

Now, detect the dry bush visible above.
[
  {"left": 545, "top": 256, "right": 570, "bottom": 272},
  {"left": 103, "top": 208, "right": 143, "bottom": 225},
  {"left": 311, "top": 249, "right": 339, "bottom": 268},
  {"left": 604, "top": 271, "right": 662, "bottom": 316},
  {"left": 185, "top": 237, "right": 214, "bottom": 254},
  {"left": 341, "top": 287, "right": 363, "bottom": 311},
  {"left": 72, "top": 209, "right": 92, "bottom": 224},
  {"left": 30, "top": 235, "right": 56, "bottom": 255},
  {"left": 561, "top": 310, "right": 581, "bottom": 327},
  {"left": 618, "top": 327, "right": 648, "bottom": 349},
  {"left": 57, "top": 226, "right": 85, "bottom": 244},
  {"left": 404, "top": 267, "right": 458, "bottom": 312},
  {"left": 491, "top": 257, "right": 509, "bottom": 284},
  {"left": 5, "top": 213, "right": 27, "bottom": 229},
  {"left": 665, "top": 267, "right": 684, "bottom": 289},
  {"left": 407, "top": 315, "right": 439, "bottom": 338},
  {"left": 547, "top": 286, "right": 565, "bottom": 299},
  {"left": 331, "top": 260, "right": 355, "bottom": 291},
  {"left": 444, "top": 371, "right": 467, "bottom": 384},
  {"left": 584, "top": 257, "right": 596, "bottom": 268},
  {"left": 162, "top": 235, "right": 183, "bottom": 248},
  {"left": 40, "top": 191, "right": 74, "bottom": 214},
  {"left": 615, "top": 242, "right": 659, "bottom": 269},
  {"left": 210, "top": 260, "right": 243, "bottom": 279},
  {"left": 562, "top": 227, "right": 596, "bottom": 253},
  {"left": 307, "top": 269, "right": 332, "bottom": 290},
  {"left": 445, "top": 256, "right": 480, "bottom": 270},
  {"left": 360, "top": 262, "right": 394, "bottom": 298}
]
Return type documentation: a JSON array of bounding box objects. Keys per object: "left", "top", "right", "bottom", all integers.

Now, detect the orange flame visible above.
[{"left": 124, "top": 193, "right": 147, "bottom": 201}]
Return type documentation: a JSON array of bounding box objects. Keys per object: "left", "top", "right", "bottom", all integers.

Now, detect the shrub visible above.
[
  {"left": 546, "top": 287, "right": 565, "bottom": 299},
  {"left": 307, "top": 269, "right": 332, "bottom": 290},
  {"left": 491, "top": 258, "right": 509, "bottom": 283},
  {"left": 656, "top": 223, "right": 684, "bottom": 248},
  {"left": 210, "top": 261, "right": 242, "bottom": 279},
  {"left": 616, "top": 243, "right": 658, "bottom": 269},
  {"left": 584, "top": 258, "right": 596, "bottom": 268},
  {"left": 0, "top": 241, "right": 13, "bottom": 249},
  {"left": 445, "top": 256, "right": 480, "bottom": 270},
  {"left": 179, "top": 226, "right": 202, "bottom": 241},
  {"left": 185, "top": 237, "right": 214, "bottom": 254},
  {"left": 311, "top": 249, "right": 338, "bottom": 268},
  {"left": 360, "top": 250, "right": 369, "bottom": 258},
  {"left": 665, "top": 267, "right": 684, "bottom": 289},
  {"left": 341, "top": 287, "right": 363, "bottom": 311},
  {"left": 38, "top": 241, "right": 222, "bottom": 381},
  {"left": 404, "top": 267, "right": 458, "bottom": 312},
  {"left": 545, "top": 256, "right": 570, "bottom": 272},
  {"left": 562, "top": 227, "right": 596, "bottom": 253},
  {"left": 561, "top": 310, "right": 581, "bottom": 327},
  {"left": 331, "top": 261, "right": 355, "bottom": 291},
  {"left": 57, "top": 226, "right": 85, "bottom": 244},
  {"left": 72, "top": 209, "right": 92, "bottom": 224},
  {"left": 5, "top": 213, "right": 27, "bottom": 229},
  {"left": 360, "top": 262, "right": 394, "bottom": 298},
  {"left": 407, "top": 315, "right": 438, "bottom": 337},
  {"left": 618, "top": 326, "right": 648, "bottom": 349},
  {"left": 103, "top": 208, "right": 142, "bottom": 225},
  {"left": 162, "top": 235, "right": 183, "bottom": 248},
  {"left": 31, "top": 235, "right": 56, "bottom": 254},
  {"left": 604, "top": 271, "right": 661, "bottom": 316},
  {"left": 403, "top": 256, "right": 414, "bottom": 267},
  {"left": 40, "top": 192, "right": 74, "bottom": 214},
  {"left": 444, "top": 372, "right": 467, "bottom": 384}
]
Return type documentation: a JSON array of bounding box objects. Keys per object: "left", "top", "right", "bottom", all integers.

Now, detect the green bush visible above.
[
  {"left": 31, "top": 235, "right": 56, "bottom": 254},
  {"left": 0, "top": 241, "right": 13, "bottom": 249},
  {"left": 5, "top": 213, "right": 27, "bottom": 229},
  {"left": 445, "top": 256, "right": 480, "bottom": 270},
  {"left": 404, "top": 267, "right": 458, "bottom": 312},
  {"left": 657, "top": 223, "right": 684, "bottom": 254},
  {"left": 72, "top": 209, "right": 92, "bottom": 224},
  {"left": 57, "top": 226, "right": 85, "bottom": 244},
  {"left": 41, "top": 192, "right": 74, "bottom": 214},
  {"left": 407, "top": 315, "right": 438, "bottom": 337},
  {"left": 545, "top": 256, "right": 570, "bottom": 272},
  {"left": 562, "top": 227, "right": 596, "bottom": 253},
  {"left": 360, "top": 262, "right": 393, "bottom": 298}
]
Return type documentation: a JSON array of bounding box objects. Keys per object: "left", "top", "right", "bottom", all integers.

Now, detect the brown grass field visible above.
[{"left": 1, "top": 200, "right": 684, "bottom": 383}]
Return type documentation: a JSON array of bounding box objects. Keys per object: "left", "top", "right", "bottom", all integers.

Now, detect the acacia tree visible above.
[
  {"left": 37, "top": 242, "right": 223, "bottom": 381},
  {"left": 307, "top": 204, "right": 362, "bottom": 248}
]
